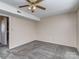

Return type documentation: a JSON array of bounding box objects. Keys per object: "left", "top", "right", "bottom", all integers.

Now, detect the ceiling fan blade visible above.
[
  {"left": 35, "top": 0, "right": 43, "bottom": 3},
  {"left": 27, "top": 0, "right": 32, "bottom": 3},
  {"left": 27, "top": 0, "right": 43, "bottom": 4},
  {"left": 36, "top": 5, "right": 46, "bottom": 10},
  {"left": 19, "top": 5, "right": 29, "bottom": 8}
]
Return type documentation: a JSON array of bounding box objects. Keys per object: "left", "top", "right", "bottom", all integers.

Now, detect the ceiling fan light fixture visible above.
[
  {"left": 28, "top": 5, "right": 36, "bottom": 10},
  {"left": 32, "top": 5, "right": 37, "bottom": 10},
  {"left": 28, "top": 6, "right": 31, "bottom": 10}
]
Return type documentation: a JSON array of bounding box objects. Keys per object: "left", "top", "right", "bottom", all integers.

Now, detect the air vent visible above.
[{"left": 17, "top": 11, "right": 21, "bottom": 13}]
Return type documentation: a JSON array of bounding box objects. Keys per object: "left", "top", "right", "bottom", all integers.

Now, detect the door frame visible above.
[{"left": 6, "top": 17, "right": 9, "bottom": 48}]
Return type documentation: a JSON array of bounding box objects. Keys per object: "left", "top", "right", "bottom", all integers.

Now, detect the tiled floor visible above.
[{"left": 0, "top": 40, "right": 79, "bottom": 59}]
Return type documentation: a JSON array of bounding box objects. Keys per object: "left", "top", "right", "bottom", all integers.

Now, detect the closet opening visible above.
[{"left": 0, "top": 16, "right": 9, "bottom": 48}]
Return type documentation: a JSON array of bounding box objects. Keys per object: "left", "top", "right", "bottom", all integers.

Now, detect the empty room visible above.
[{"left": 0, "top": 0, "right": 79, "bottom": 59}]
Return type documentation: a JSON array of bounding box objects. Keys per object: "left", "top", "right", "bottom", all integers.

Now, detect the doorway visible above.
[{"left": 0, "top": 16, "right": 9, "bottom": 48}]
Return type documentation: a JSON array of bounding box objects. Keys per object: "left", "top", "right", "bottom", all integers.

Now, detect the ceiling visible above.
[{"left": 0, "top": 0, "right": 79, "bottom": 18}]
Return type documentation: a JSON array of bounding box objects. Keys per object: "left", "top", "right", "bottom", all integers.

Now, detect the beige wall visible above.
[
  {"left": 77, "top": 10, "right": 79, "bottom": 51},
  {"left": 36, "top": 13, "right": 77, "bottom": 47},
  {"left": 9, "top": 13, "right": 77, "bottom": 49},
  {"left": 9, "top": 16, "right": 37, "bottom": 49}
]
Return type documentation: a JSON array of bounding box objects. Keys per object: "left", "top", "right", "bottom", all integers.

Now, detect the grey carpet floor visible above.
[{"left": 0, "top": 40, "right": 79, "bottom": 59}]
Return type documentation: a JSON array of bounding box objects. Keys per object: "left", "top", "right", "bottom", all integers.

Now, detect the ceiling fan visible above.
[{"left": 19, "top": 0, "right": 46, "bottom": 13}]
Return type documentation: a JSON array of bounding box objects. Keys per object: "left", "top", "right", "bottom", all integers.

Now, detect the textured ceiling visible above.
[{"left": 0, "top": 0, "right": 79, "bottom": 18}]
